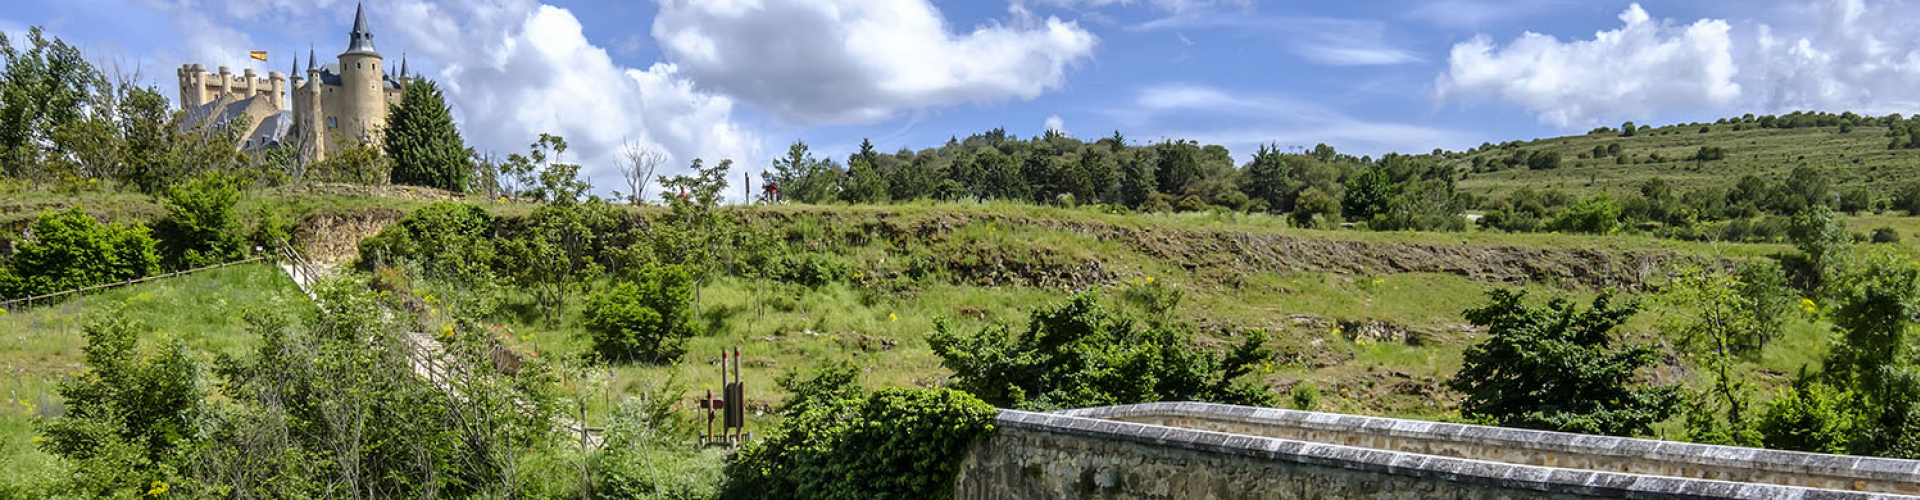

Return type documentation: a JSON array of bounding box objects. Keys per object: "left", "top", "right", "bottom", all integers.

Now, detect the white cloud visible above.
[
  {"left": 1044, "top": 114, "right": 1067, "bottom": 135},
  {"left": 652, "top": 0, "right": 1098, "bottom": 125},
  {"left": 145, "top": 0, "right": 763, "bottom": 198},
  {"left": 1021, "top": 0, "right": 1249, "bottom": 14},
  {"left": 1283, "top": 18, "right": 1421, "bottom": 66},
  {"left": 1437, "top": 0, "right": 1920, "bottom": 127},
  {"left": 1405, "top": 0, "right": 1567, "bottom": 30},
  {"left": 1436, "top": 4, "right": 1738, "bottom": 127},
  {"left": 1119, "top": 84, "right": 1477, "bottom": 157}
]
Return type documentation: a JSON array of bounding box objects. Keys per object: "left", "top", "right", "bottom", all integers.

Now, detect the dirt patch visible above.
[{"left": 292, "top": 208, "right": 404, "bottom": 264}]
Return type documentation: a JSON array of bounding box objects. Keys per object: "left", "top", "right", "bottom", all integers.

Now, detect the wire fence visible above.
[{"left": 0, "top": 256, "right": 269, "bottom": 314}]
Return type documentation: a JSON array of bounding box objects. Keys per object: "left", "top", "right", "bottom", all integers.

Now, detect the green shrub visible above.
[
  {"left": 585, "top": 264, "right": 698, "bottom": 363},
  {"left": 1872, "top": 227, "right": 1903, "bottom": 244},
  {"left": 0, "top": 207, "right": 159, "bottom": 298},
  {"left": 1290, "top": 186, "right": 1341, "bottom": 229},
  {"left": 721, "top": 363, "right": 996, "bottom": 500},
  {"left": 768, "top": 251, "right": 850, "bottom": 288},
  {"left": 37, "top": 312, "right": 205, "bottom": 498},
  {"left": 1758, "top": 378, "right": 1861, "bottom": 454},
  {"left": 1448, "top": 290, "right": 1680, "bottom": 437},
  {"left": 1290, "top": 382, "right": 1320, "bottom": 411},
  {"left": 929, "top": 291, "right": 1275, "bottom": 410},
  {"left": 1546, "top": 195, "right": 1623, "bottom": 234},
  {"left": 598, "top": 383, "right": 726, "bottom": 500},
  {"left": 153, "top": 172, "right": 246, "bottom": 269},
  {"left": 359, "top": 201, "right": 496, "bottom": 274}
]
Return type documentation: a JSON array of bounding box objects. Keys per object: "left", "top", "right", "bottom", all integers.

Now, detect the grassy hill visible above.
[{"left": 1453, "top": 123, "right": 1920, "bottom": 198}]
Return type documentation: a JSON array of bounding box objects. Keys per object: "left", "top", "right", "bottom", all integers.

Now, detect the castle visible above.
[{"left": 175, "top": 3, "right": 406, "bottom": 162}]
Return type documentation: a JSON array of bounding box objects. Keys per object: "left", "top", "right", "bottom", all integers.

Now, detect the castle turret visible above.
[
  {"left": 337, "top": 2, "right": 387, "bottom": 146},
  {"left": 218, "top": 66, "right": 234, "bottom": 98},
  {"left": 268, "top": 70, "right": 286, "bottom": 110}
]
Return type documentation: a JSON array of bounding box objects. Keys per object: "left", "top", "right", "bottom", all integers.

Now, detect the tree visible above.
[
  {"left": 1154, "top": 140, "right": 1202, "bottom": 195},
  {"left": 152, "top": 172, "right": 246, "bottom": 269},
  {"left": 1621, "top": 121, "right": 1638, "bottom": 137},
  {"left": 38, "top": 313, "right": 204, "bottom": 497},
  {"left": 1789, "top": 205, "right": 1852, "bottom": 288},
  {"left": 500, "top": 203, "right": 608, "bottom": 325},
  {"left": 585, "top": 264, "right": 697, "bottom": 363},
  {"left": 385, "top": 78, "right": 471, "bottom": 192},
  {"left": 1448, "top": 290, "right": 1681, "bottom": 436},
  {"left": 618, "top": 140, "right": 667, "bottom": 204},
  {"left": 1342, "top": 168, "right": 1395, "bottom": 221},
  {"left": 0, "top": 207, "right": 159, "bottom": 298},
  {"left": 1824, "top": 253, "right": 1920, "bottom": 457},
  {"left": 771, "top": 140, "right": 841, "bottom": 204},
  {"left": 1659, "top": 267, "right": 1774, "bottom": 446},
  {"left": 929, "top": 291, "right": 1274, "bottom": 411},
  {"left": 0, "top": 28, "right": 99, "bottom": 178},
  {"left": 1242, "top": 145, "right": 1296, "bottom": 213},
  {"left": 1290, "top": 186, "right": 1340, "bottom": 229},
  {"left": 1546, "top": 195, "right": 1623, "bottom": 234},
  {"left": 1117, "top": 153, "right": 1155, "bottom": 207}
]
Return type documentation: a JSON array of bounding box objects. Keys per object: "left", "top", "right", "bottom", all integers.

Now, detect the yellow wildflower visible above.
[
  {"left": 1372, "top": 278, "right": 1385, "bottom": 285},
  {"left": 147, "top": 480, "right": 168, "bottom": 497},
  {"left": 29, "top": 435, "right": 44, "bottom": 445},
  {"left": 1800, "top": 298, "right": 1818, "bottom": 315},
  {"left": 889, "top": 313, "right": 898, "bottom": 322},
  {"left": 1145, "top": 276, "right": 1155, "bottom": 284},
  {"left": 853, "top": 272, "right": 864, "bottom": 279}
]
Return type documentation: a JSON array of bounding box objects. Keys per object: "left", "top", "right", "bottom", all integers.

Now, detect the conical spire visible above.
[
  {"left": 344, "top": 2, "right": 379, "bottom": 56},
  {"left": 291, "top": 55, "right": 300, "bottom": 78},
  {"left": 399, "top": 55, "right": 409, "bottom": 79},
  {"left": 307, "top": 47, "right": 317, "bottom": 70}
]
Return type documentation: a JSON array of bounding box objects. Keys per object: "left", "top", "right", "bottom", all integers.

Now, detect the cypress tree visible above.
[{"left": 386, "top": 78, "right": 470, "bottom": 192}]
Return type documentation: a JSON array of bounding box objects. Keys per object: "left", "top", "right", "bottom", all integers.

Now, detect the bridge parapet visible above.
[{"left": 954, "top": 403, "right": 1920, "bottom": 499}]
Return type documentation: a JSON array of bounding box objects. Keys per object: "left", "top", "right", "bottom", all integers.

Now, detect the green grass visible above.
[
  {"left": 1455, "top": 123, "right": 1920, "bottom": 198},
  {"left": 0, "top": 263, "right": 310, "bottom": 490}
]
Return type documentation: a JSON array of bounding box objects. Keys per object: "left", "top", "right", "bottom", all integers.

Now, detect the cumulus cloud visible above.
[
  {"left": 652, "top": 0, "right": 1098, "bottom": 125},
  {"left": 1119, "top": 84, "right": 1477, "bottom": 157},
  {"left": 147, "top": 0, "right": 763, "bottom": 197},
  {"left": 1438, "top": 0, "right": 1920, "bottom": 127},
  {"left": 1435, "top": 4, "right": 1739, "bottom": 127},
  {"left": 1043, "top": 114, "right": 1067, "bottom": 135}
]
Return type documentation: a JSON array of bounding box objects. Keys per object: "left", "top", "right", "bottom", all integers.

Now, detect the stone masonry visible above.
[{"left": 953, "top": 403, "right": 1920, "bottom": 499}]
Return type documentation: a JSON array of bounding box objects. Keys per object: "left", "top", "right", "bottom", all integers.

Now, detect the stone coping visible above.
[
  {"left": 1054, "top": 402, "right": 1920, "bottom": 490},
  {"left": 1001, "top": 409, "right": 1920, "bottom": 500}
]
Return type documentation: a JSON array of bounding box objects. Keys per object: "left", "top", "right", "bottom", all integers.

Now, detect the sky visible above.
[{"left": 8, "top": 0, "right": 1920, "bottom": 197}]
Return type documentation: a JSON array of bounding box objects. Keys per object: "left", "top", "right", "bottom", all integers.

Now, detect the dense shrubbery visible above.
[
  {"left": 152, "top": 172, "right": 247, "bottom": 269},
  {"left": 929, "top": 290, "right": 1275, "bottom": 410},
  {"left": 0, "top": 206, "right": 159, "bottom": 298},
  {"left": 767, "top": 251, "right": 850, "bottom": 288},
  {"left": 722, "top": 362, "right": 997, "bottom": 500},
  {"left": 584, "top": 263, "right": 698, "bottom": 363},
  {"left": 1449, "top": 290, "right": 1680, "bottom": 436}
]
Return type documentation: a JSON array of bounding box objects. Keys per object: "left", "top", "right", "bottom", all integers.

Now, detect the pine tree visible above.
[{"left": 386, "top": 78, "right": 471, "bottom": 192}]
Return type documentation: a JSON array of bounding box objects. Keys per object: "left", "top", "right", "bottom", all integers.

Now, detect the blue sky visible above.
[{"left": 8, "top": 0, "right": 1920, "bottom": 196}]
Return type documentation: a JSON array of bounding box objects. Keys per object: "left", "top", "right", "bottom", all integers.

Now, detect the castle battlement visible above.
[{"left": 176, "top": 63, "right": 286, "bottom": 110}]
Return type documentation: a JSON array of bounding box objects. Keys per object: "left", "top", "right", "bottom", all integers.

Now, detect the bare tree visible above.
[{"left": 619, "top": 139, "right": 667, "bottom": 204}]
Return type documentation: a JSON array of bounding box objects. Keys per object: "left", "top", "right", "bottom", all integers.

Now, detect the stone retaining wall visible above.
[
  {"left": 953, "top": 407, "right": 1920, "bottom": 499},
  {"left": 1060, "top": 403, "right": 1920, "bottom": 495}
]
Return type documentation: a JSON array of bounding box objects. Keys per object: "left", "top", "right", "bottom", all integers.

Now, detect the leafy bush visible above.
[
  {"left": 0, "top": 206, "right": 159, "bottom": 298},
  {"left": 359, "top": 201, "right": 496, "bottom": 274},
  {"left": 768, "top": 251, "right": 850, "bottom": 288},
  {"left": 153, "top": 172, "right": 246, "bottom": 269},
  {"left": 585, "top": 264, "right": 698, "bottom": 363},
  {"left": 37, "top": 312, "right": 204, "bottom": 498},
  {"left": 1448, "top": 290, "right": 1680, "bottom": 436},
  {"left": 1289, "top": 186, "right": 1340, "bottom": 229},
  {"left": 929, "top": 291, "right": 1275, "bottom": 410},
  {"left": 1290, "top": 382, "right": 1320, "bottom": 411},
  {"left": 1758, "top": 377, "right": 1860, "bottom": 454},
  {"left": 1546, "top": 195, "right": 1623, "bottom": 234},
  {"left": 1873, "top": 227, "right": 1903, "bottom": 244},
  {"left": 721, "top": 364, "right": 997, "bottom": 500}
]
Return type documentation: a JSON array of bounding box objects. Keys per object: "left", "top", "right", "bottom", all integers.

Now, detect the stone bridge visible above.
[{"left": 955, "top": 402, "right": 1920, "bottom": 499}]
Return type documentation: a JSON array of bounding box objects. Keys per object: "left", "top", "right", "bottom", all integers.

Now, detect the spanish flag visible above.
[{"left": 249, "top": 51, "right": 268, "bottom": 62}]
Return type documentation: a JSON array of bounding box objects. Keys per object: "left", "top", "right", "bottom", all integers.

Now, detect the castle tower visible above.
[
  {"left": 304, "top": 48, "right": 326, "bottom": 160},
  {"left": 337, "top": 2, "right": 387, "bottom": 146}
]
